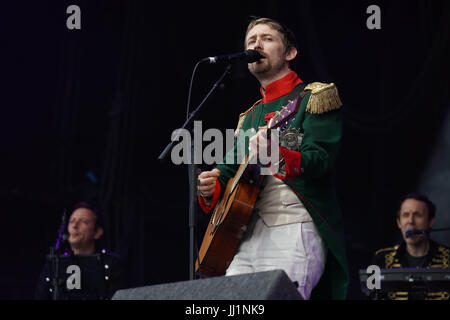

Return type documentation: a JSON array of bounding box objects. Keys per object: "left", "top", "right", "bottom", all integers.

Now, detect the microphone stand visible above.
[
  {"left": 50, "top": 209, "right": 68, "bottom": 300},
  {"left": 55, "top": 208, "right": 67, "bottom": 252},
  {"left": 406, "top": 227, "right": 450, "bottom": 238},
  {"left": 158, "top": 63, "right": 232, "bottom": 280},
  {"left": 430, "top": 227, "right": 450, "bottom": 233}
]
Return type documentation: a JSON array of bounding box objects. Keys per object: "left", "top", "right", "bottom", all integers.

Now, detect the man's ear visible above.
[
  {"left": 429, "top": 217, "right": 436, "bottom": 229},
  {"left": 285, "top": 47, "right": 297, "bottom": 62},
  {"left": 94, "top": 227, "right": 104, "bottom": 240},
  {"left": 396, "top": 217, "right": 402, "bottom": 230}
]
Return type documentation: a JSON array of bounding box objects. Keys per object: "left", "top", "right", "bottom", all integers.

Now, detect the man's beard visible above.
[
  {"left": 249, "top": 58, "right": 284, "bottom": 81},
  {"left": 249, "top": 59, "right": 271, "bottom": 76}
]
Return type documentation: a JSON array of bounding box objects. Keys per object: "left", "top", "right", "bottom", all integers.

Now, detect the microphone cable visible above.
[{"left": 186, "top": 59, "right": 206, "bottom": 120}]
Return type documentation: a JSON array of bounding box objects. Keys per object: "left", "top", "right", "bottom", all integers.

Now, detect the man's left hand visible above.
[{"left": 249, "top": 126, "right": 271, "bottom": 160}]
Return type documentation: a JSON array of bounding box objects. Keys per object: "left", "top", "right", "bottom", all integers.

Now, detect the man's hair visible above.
[
  {"left": 69, "top": 201, "right": 104, "bottom": 230},
  {"left": 396, "top": 193, "right": 436, "bottom": 221},
  {"left": 245, "top": 16, "right": 298, "bottom": 54}
]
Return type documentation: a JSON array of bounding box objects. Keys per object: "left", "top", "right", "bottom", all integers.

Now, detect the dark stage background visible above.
[{"left": 1, "top": 0, "right": 450, "bottom": 299}]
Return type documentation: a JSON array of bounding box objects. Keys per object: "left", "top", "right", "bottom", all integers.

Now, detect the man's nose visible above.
[{"left": 254, "top": 38, "right": 263, "bottom": 50}]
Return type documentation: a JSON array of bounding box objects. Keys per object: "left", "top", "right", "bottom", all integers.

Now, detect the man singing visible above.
[{"left": 197, "top": 17, "right": 348, "bottom": 300}]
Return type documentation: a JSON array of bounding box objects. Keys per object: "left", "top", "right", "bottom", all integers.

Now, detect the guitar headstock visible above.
[{"left": 267, "top": 96, "right": 301, "bottom": 130}]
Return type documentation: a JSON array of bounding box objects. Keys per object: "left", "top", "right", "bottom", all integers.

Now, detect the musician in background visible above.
[
  {"left": 34, "top": 202, "right": 126, "bottom": 299},
  {"left": 197, "top": 16, "right": 349, "bottom": 300},
  {"left": 372, "top": 193, "right": 450, "bottom": 300}
]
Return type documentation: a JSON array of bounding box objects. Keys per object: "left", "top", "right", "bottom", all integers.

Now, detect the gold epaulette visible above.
[
  {"left": 375, "top": 245, "right": 399, "bottom": 256},
  {"left": 234, "top": 99, "right": 261, "bottom": 137},
  {"left": 430, "top": 245, "right": 450, "bottom": 268},
  {"left": 305, "top": 82, "right": 343, "bottom": 114}
]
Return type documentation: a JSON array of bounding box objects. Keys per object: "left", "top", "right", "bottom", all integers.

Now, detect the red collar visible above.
[{"left": 260, "top": 71, "right": 303, "bottom": 103}]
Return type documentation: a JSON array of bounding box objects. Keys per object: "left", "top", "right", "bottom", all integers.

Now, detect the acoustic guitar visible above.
[{"left": 196, "top": 94, "right": 303, "bottom": 277}]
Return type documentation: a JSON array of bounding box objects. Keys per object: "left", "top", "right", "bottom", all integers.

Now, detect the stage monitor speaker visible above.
[{"left": 112, "top": 269, "right": 303, "bottom": 300}]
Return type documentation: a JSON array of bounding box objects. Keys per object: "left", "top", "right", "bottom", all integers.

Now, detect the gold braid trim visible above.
[
  {"left": 305, "top": 82, "right": 343, "bottom": 114},
  {"left": 383, "top": 245, "right": 400, "bottom": 268},
  {"left": 234, "top": 112, "right": 247, "bottom": 138},
  {"left": 426, "top": 292, "right": 449, "bottom": 300},
  {"left": 389, "top": 292, "right": 408, "bottom": 300},
  {"left": 375, "top": 246, "right": 397, "bottom": 256}
]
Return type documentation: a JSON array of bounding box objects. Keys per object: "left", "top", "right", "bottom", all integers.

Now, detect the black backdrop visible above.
[{"left": 1, "top": 0, "right": 450, "bottom": 299}]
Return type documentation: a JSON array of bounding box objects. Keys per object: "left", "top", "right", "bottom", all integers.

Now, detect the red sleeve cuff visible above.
[
  {"left": 198, "top": 179, "right": 221, "bottom": 213},
  {"left": 273, "top": 147, "right": 302, "bottom": 180}
]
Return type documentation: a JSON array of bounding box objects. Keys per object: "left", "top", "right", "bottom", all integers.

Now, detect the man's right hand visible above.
[{"left": 198, "top": 169, "right": 221, "bottom": 198}]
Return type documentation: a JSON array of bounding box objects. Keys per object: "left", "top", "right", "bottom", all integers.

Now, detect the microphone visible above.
[
  {"left": 205, "top": 49, "right": 264, "bottom": 64},
  {"left": 405, "top": 228, "right": 430, "bottom": 238}
]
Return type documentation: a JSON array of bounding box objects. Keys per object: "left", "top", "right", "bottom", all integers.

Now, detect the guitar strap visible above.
[
  {"left": 279, "top": 82, "right": 312, "bottom": 135},
  {"left": 285, "top": 82, "right": 308, "bottom": 121},
  {"left": 285, "top": 82, "right": 307, "bottom": 102}
]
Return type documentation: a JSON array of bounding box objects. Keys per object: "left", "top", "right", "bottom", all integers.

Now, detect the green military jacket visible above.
[{"left": 208, "top": 71, "right": 349, "bottom": 299}]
